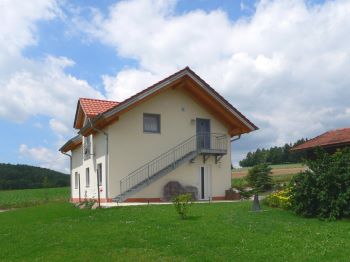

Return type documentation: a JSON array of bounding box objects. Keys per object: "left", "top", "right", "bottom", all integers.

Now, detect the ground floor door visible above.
[{"left": 198, "top": 166, "right": 211, "bottom": 200}]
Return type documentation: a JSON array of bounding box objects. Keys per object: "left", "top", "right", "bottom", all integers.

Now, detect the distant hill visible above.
[{"left": 0, "top": 163, "right": 69, "bottom": 190}]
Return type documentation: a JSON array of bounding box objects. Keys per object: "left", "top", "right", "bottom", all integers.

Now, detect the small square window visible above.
[{"left": 143, "top": 113, "right": 160, "bottom": 133}]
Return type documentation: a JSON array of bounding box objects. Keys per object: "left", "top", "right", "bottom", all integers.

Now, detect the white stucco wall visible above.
[
  {"left": 107, "top": 87, "right": 232, "bottom": 199},
  {"left": 71, "top": 132, "right": 108, "bottom": 201}
]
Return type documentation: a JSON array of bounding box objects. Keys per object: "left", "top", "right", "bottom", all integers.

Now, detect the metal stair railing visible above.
[{"left": 119, "top": 133, "right": 227, "bottom": 196}]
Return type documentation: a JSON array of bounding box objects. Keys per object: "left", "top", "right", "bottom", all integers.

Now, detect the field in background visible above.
[
  {"left": 0, "top": 187, "right": 69, "bottom": 209},
  {"left": 232, "top": 163, "right": 305, "bottom": 178}
]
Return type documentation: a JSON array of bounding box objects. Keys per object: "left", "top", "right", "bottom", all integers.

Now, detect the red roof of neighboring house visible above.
[
  {"left": 79, "top": 98, "right": 119, "bottom": 118},
  {"left": 292, "top": 128, "right": 350, "bottom": 151}
]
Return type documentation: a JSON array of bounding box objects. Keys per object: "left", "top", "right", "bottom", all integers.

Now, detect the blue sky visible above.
[{"left": 1, "top": 0, "right": 349, "bottom": 172}]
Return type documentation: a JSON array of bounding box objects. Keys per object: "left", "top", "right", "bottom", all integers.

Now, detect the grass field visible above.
[
  {"left": 232, "top": 173, "right": 296, "bottom": 188},
  {"left": 1, "top": 201, "right": 350, "bottom": 261},
  {"left": 232, "top": 163, "right": 305, "bottom": 179},
  {"left": 0, "top": 187, "right": 69, "bottom": 209}
]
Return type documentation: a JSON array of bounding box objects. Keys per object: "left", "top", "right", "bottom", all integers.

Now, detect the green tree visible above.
[
  {"left": 291, "top": 147, "right": 350, "bottom": 220},
  {"left": 247, "top": 163, "right": 273, "bottom": 192}
]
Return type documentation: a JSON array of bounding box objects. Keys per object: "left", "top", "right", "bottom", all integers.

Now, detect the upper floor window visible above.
[
  {"left": 143, "top": 113, "right": 160, "bottom": 133},
  {"left": 85, "top": 168, "right": 90, "bottom": 187},
  {"left": 97, "top": 163, "right": 102, "bottom": 185},
  {"left": 83, "top": 135, "right": 91, "bottom": 160}
]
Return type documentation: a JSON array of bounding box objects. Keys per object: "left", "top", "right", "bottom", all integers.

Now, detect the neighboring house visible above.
[
  {"left": 60, "top": 67, "right": 257, "bottom": 203},
  {"left": 292, "top": 128, "right": 350, "bottom": 158}
]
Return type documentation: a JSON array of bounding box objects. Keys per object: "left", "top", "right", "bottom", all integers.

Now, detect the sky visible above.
[{"left": 1, "top": 0, "right": 349, "bottom": 173}]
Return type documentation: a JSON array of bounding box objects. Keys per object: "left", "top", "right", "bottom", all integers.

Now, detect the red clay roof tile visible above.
[
  {"left": 292, "top": 128, "right": 350, "bottom": 151},
  {"left": 79, "top": 98, "right": 119, "bottom": 118}
]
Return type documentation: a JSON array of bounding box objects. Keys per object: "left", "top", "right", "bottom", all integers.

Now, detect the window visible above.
[
  {"left": 85, "top": 168, "right": 90, "bottom": 187},
  {"left": 97, "top": 163, "right": 102, "bottom": 185},
  {"left": 143, "top": 113, "right": 160, "bottom": 133},
  {"left": 83, "top": 135, "right": 91, "bottom": 160},
  {"left": 74, "top": 172, "right": 79, "bottom": 189}
]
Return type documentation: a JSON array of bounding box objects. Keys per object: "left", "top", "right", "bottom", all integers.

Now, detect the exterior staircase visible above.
[{"left": 113, "top": 133, "right": 227, "bottom": 203}]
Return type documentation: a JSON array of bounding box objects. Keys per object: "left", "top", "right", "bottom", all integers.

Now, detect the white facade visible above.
[{"left": 65, "top": 68, "right": 256, "bottom": 202}]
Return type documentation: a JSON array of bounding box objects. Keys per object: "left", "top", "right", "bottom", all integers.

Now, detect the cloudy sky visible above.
[{"left": 1, "top": 0, "right": 349, "bottom": 172}]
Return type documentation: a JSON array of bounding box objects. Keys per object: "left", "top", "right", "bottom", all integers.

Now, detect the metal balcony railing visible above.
[{"left": 119, "top": 133, "right": 228, "bottom": 197}]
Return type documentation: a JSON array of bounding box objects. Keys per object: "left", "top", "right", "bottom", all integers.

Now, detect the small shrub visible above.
[
  {"left": 172, "top": 193, "right": 193, "bottom": 219},
  {"left": 265, "top": 188, "right": 292, "bottom": 209},
  {"left": 80, "top": 198, "right": 96, "bottom": 209},
  {"left": 247, "top": 163, "right": 273, "bottom": 192}
]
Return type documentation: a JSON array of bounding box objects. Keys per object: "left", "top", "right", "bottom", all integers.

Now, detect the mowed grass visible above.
[
  {"left": 1, "top": 201, "right": 350, "bottom": 261},
  {"left": 0, "top": 187, "right": 69, "bottom": 209}
]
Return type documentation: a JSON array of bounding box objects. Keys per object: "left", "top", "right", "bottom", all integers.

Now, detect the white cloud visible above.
[
  {"left": 19, "top": 144, "right": 69, "bottom": 173},
  {"left": 77, "top": 0, "right": 350, "bottom": 165},
  {"left": 102, "top": 68, "right": 161, "bottom": 101},
  {"left": 0, "top": 0, "right": 103, "bottom": 170}
]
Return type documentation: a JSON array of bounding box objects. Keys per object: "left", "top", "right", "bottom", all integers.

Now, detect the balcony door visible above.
[{"left": 196, "top": 118, "right": 210, "bottom": 150}]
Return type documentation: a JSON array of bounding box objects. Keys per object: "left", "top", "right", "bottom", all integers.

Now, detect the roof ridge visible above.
[{"left": 80, "top": 97, "right": 119, "bottom": 103}]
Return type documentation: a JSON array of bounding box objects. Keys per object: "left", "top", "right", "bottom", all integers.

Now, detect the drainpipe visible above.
[
  {"left": 62, "top": 152, "right": 74, "bottom": 202},
  {"left": 88, "top": 119, "right": 109, "bottom": 206}
]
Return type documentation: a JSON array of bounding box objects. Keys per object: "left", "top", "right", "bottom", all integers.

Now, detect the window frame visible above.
[
  {"left": 85, "top": 168, "right": 90, "bottom": 188},
  {"left": 97, "top": 163, "right": 102, "bottom": 185},
  {"left": 143, "top": 113, "right": 161, "bottom": 134},
  {"left": 83, "top": 135, "right": 91, "bottom": 160}
]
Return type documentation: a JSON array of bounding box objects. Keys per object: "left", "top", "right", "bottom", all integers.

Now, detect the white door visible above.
[{"left": 199, "top": 166, "right": 211, "bottom": 200}]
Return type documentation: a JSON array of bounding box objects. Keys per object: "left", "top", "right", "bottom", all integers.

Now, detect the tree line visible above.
[
  {"left": 239, "top": 138, "right": 308, "bottom": 167},
  {"left": 0, "top": 163, "right": 69, "bottom": 190}
]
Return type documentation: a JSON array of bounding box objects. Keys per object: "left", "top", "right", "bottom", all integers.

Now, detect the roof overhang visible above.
[
  {"left": 79, "top": 67, "right": 258, "bottom": 137},
  {"left": 59, "top": 135, "right": 82, "bottom": 153}
]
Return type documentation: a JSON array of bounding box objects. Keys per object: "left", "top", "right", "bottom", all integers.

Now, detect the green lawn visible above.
[
  {"left": 1, "top": 201, "right": 350, "bottom": 261},
  {"left": 0, "top": 187, "right": 69, "bottom": 209}
]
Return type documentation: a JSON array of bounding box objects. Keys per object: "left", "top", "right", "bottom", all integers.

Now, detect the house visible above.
[
  {"left": 292, "top": 128, "right": 350, "bottom": 158},
  {"left": 59, "top": 67, "right": 257, "bottom": 203}
]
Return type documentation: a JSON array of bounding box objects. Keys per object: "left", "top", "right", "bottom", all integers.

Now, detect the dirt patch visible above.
[{"left": 232, "top": 167, "right": 306, "bottom": 178}]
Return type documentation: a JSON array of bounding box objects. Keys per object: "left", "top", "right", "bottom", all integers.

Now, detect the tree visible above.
[
  {"left": 291, "top": 147, "right": 350, "bottom": 220},
  {"left": 239, "top": 138, "right": 309, "bottom": 167},
  {"left": 247, "top": 163, "right": 273, "bottom": 192}
]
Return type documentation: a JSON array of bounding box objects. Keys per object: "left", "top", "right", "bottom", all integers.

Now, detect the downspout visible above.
[
  {"left": 61, "top": 152, "right": 74, "bottom": 202},
  {"left": 88, "top": 119, "right": 109, "bottom": 206}
]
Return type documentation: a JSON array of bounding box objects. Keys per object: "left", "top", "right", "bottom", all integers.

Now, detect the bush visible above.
[
  {"left": 265, "top": 188, "right": 292, "bottom": 209},
  {"left": 247, "top": 163, "right": 273, "bottom": 192},
  {"left": 290, "top": 147, "right": 350, "bottom": 220},
  {"left": 172, "top": 193, "right": 193, "bottom": 219}
]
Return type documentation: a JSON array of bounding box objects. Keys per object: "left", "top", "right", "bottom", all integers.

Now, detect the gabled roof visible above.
[
  {"left": 62, "top": 67, "right": 258, "bottom": 153},
  {"left": 79, "top": 66, "right": 258, "bottom": 136},
  {"left": 74, "top": 98, "right": 119, "bottom": 129},
  {"left": 292, "top": 128, "right": 350, "bottom": 151}
]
